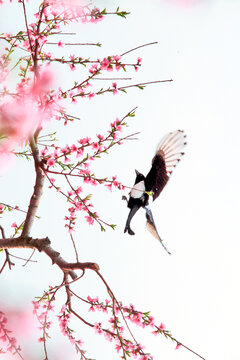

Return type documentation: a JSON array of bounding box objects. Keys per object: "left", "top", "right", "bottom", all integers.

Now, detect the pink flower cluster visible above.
[
  {"left": 0, "top": 55, "right": 9, "bottom": 84},
  {"left": 58, "top": 305, "right": 83, "bottom": 346},
  {"left": 0, "top": 311, "right": 20, "bottom": 354},
  {"left": 47, "top": 1, "right": 104, "bottom": 24},
  {"left": 0, "top": 68, "right": 58, "bottom": 173},
  {"left": 88, "top": 296, "right": 109, "bottom": 313},
  {"left": 40, "top": 117, "right": 125, "bottom": 231},
  {"left": 32, "top": 300, "right": 54, "bottom": 343},
  {"left": 86, "top": 296, "right": 182, "bottom": 356}
]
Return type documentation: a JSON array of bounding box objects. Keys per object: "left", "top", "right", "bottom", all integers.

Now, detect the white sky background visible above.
[{"left": 0, "top": 0, "right": 240, "bottom": 359}]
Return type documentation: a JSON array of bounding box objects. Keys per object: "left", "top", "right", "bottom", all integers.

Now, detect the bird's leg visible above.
[{"left": 124, "top": 204, "right": 141, "bottom": 236}]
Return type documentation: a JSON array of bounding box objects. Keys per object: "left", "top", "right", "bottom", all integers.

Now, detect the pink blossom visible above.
[
  {"left": 31, "top": 68, "right": 55, "bottom": 97},
  {"left": 112, "top": 82, "right": 118, "bottom": 95},
  {"left": 159, "top": 322, "right": 166, "bottom": 331},
  {"left": 148, "top": 316, "right": 155, "bottom": 327},
  {"left": 69, "top": 63, "right": 76, "bottom": 71},
  {"left": 76, "top": 186, "right": 82, "bottom": 194},
  {"left": 113, "top": 55, "right": 121, "bottom": 62},
  {"left": 105, "top": 184, "right": 112, "bottom": 192},
  {"left": 104, "top": 331, "right": 113, "bottom": 342},
  {"left": 92, "top": 142, "right": 99, "bottom": 151},
  {"left": 90, "top": 179, "right": 97, "bottom": 186},
  {"left": 88, "top": 93, "right": 95, "bottom": 100},
  {"left": 175, "top": 343, "right": 181, "bottom": 350},
  {"left": 0, "top": 99, "right": 42, "bottom": 149},
  {"left": 87, "top": 296, "right": 98, "bottom": 302},
  {"left": 40, "top": 147, "right": 48, "bottom": 156},
  {"left": 94, "top": 322, "right": 102, "bottom": 334},
  {"left": 83, "top": 176, "right": 91, "bottom": 184},
  {"left": 60, "top": 305, "right": 67, "bottom": 313},
  {"left": 140, "top": 356, "right": 149, "bottom": 360},
  {"left": 85, "top": 215, "right": 94, "bottom": 225},
  {"left": 47, "top": 158, "right": 56, "bottom": 167},
  {"left": 97, "top": 134, "right": 104, "bottom": 141},
  {"left": 78, "top": 137, "right": 90, "bottom": 145},
  {"left": 76, "top": 147, "right": 84, "bottom": 157},
  {"left": 64, "top": 156, "right": 71, "bottom": 163},
  {"left": 89, "top": 64, "right": 99, "bottom": 74},
  {"left": 88, "top": 7, "right": 104, "bottom": 23},
  {"left": 11, "top": 222, "right": 17, "bottom": 228},
  {"left": 71, "top": 144, "right": 77, "bottom": 152},
  {"left": 112, "top": 132, "right": 119, "bottom": 140},
  {"left": 58, "top": 40, "right": 64, "bottom": 48},
  {"left": 115, "top": 63, "right": 122, "bottom": 71},
  {"left": 100, "top": 57, "right": 110, "bottom": 70}
]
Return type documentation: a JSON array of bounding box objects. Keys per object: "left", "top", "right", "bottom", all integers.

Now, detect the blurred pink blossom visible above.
[{"left": 0, "top": 99, "right": 42, "bottom": 149}]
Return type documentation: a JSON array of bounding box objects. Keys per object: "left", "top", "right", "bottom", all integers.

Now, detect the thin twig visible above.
[
  {"left": 46, "top": 42, "right": 100, "bottom": 46},
  {"left": 22, "top": 249, "right": 36, "bottom": 267},
  {"left": 0, "top": 226, "right": 15, "bottom": 273},
  {"left": 120, "top": 41, "right": 158, "bottom": 57},
  {"left": 22, "top": 0, "right": 33, "bottom": 53},
  {"left": 0, "top": 202, "right": 28, "bottom": 214},
  {"left": 8, "top": 253, "right": 37, "bottom": 263},
  {"left": 70, "top": 233, "right": 79, "bottom": 263},
  {"left": 92, "top": 77, "right": 132, "bottom": 80}
]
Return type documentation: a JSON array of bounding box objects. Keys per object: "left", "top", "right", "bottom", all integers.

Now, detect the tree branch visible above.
[
  {"left": 0, "top": 236, "right": 99, "bottom": 280},
  {"left": 21, "top": 136, "right": 45, "bottom": 237}
]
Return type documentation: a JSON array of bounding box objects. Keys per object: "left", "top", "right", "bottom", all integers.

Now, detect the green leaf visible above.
[{"left": 146, "top": 191, "right": 153, "bottom": 196}]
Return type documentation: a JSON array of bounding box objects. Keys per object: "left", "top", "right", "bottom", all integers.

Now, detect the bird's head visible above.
[{"left": 135, "top": 169, "right": 145, "bottom": 182}]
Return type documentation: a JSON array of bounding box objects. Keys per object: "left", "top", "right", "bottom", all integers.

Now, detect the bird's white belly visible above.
[{"left": 130, "top": 180, "right": 145, "bottom": 198}]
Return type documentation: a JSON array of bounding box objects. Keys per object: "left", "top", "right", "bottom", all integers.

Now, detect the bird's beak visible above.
[{"left": 135, "top": 169, "right": 140, "bottom": 175}]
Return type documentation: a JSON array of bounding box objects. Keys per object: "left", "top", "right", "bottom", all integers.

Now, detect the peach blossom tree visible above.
[{"left": 0, "top": 1, "right": 204, "bottom": 359}]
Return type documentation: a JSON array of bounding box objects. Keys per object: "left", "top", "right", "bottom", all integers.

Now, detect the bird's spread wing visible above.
[
  {"left": 145, "top": 130, "right": 187, "bottom": 201},
  {"left": 145, "top": 205, "right": 171, "bottom": 254}
]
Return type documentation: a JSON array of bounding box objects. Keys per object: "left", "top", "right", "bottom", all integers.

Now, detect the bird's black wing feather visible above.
[
  {"left": 145, "top": 154, "right": 168, "bottom": 201},
  {"left": 145, "top": 130, "right": 187, "bottom": 201}
]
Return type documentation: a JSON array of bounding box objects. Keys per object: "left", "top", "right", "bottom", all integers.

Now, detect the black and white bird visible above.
[{"left": 123, "top": 130, "right": 187, "bottom": 254}]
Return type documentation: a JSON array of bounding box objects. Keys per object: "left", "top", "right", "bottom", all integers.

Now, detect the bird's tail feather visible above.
[{"left": 145, "top": 206, "right": 171, "bottom": 255}]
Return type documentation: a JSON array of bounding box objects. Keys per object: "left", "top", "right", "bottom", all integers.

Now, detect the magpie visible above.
[{"left": 123, "top": 130, "right": 187, "bottom": 254}]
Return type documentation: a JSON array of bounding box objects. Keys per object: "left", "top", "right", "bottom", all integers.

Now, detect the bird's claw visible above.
[{"left": 124, "top": 226, "right": 135, "bottom": 236}]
